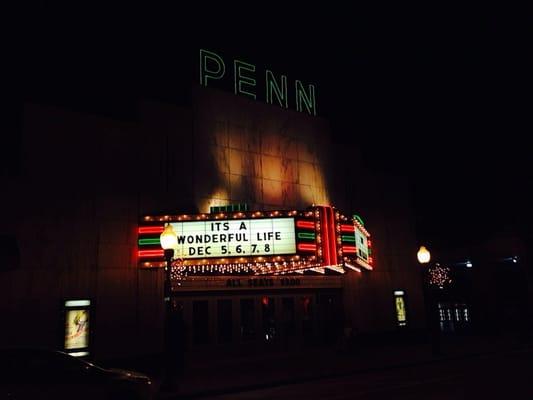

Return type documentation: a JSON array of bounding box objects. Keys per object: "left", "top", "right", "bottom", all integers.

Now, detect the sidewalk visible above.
[{"left": 154, "top": 334, "right": 528, "bottom": 399}]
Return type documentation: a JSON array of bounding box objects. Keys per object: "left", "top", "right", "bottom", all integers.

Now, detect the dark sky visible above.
[{"left": 6, "top": 5, "right": 532, "bottom": 251}]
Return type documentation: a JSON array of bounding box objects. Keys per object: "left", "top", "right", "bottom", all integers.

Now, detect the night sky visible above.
[{"left": 6, "top": 6, "right": 532, "bottom": 252}]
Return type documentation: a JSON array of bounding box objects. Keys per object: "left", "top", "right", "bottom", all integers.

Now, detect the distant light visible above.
[
  {"left": 466, "top": 261, "right": 473, "bottom": 268},
  {"left": 512, "top": 256, "right": 518, "bottom": 263},
  {"left": 394, "top": 290, "right": 404, "bottom": 296}
]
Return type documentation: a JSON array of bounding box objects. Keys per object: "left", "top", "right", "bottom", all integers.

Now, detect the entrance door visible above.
[{"left": 318, "top": 292, "right": 343, "bottom": 344}]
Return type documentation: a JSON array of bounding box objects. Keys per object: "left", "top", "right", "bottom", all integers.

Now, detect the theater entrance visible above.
[{"left": 170, "top": 276, "right": 344, "bottom": 358}]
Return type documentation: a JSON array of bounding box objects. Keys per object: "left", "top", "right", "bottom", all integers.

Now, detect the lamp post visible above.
[
  {"left": 160, "top": 224, "right": 178, "bottom": 336},
  {"left": 417, "top": 246, "right": 431, "bottom": 265},
  {"left": 417, "top": 245, "right": 441, "bottom": 356}
]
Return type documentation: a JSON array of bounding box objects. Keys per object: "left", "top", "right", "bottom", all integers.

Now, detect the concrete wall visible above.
[{"left": 190, "top": 86, "right": 335, "bottom": 212}]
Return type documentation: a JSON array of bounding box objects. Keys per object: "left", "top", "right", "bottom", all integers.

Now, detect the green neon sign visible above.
[
  {"left": 138, "top": 238, "right": 161, "bottom": 246},
  {"left": 266, "top": 70, "right": 288, "bottom": 108},
  {"left": 297, "top": 232, "right": 316, "bottom": 240},
  {"left": 199, "top": 49, "right": 226, "bottom": 86},
  {"left": 199, "top": 49, "right": 317, "bottom": 116},
  {"left": 295, "top": 80, "right": 316, "bottom": 116},
  {"left": 234, "top": 60, "right": 257, "bottom": 99},
  {"left": 341, "top": 235, "right": 356, "bottom": 243},
  {"left": 353, "top": 214, "right": 365, "bottom": 226}
]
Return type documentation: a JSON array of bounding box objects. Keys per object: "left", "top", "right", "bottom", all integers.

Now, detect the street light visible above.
[
  {"left": 417, "top": 245, "right": 441, "bottom": 356},
  {"left": 160, "top": 224, "right": 178, "bottom": 309},
  {"left": 417, "top": 246, "right": 431, "bottom": 264},
  {"left": 160, "top": 224, "right": 183, "bottom": 387},
  {"left": 161, "top": 223, "right": 178, "bottom": 361}
]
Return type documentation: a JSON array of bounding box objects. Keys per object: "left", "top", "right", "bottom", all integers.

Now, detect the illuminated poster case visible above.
[
  {"left": 394, "top": 291, "right": 407, "bottom": 327},
  {"left": 62, "top": 299, "right": 91, "bottom": 357}
]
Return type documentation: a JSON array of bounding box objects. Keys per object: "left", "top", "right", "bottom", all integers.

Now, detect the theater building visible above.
[{"left": 1, "top": 50, "right": 425, "bottom": 360}]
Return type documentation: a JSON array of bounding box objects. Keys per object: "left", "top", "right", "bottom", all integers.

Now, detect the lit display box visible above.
[
  {"left": 394, "top": 290, "right": 407, "bottom": 327},
  {"left": 63, "top": 299, "right": 91, "bottom": 357}
]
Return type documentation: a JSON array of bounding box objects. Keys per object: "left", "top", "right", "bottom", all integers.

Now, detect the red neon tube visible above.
[
  {"left": 319, "top": 207, "right": 330, "bottom": 265},
  {"left": 296, "top": 220, "right": 315, "bottom": 229},
  {"left": 342, "top": 246, "right": 357, "bottom": 254},
  {"left": 328, "top": 207, "right": 338, "bottom": 265},
  {"left": 298, "top": 243, "right": 317, "bottom": 252},
  {"left": 138, "top": 226, "right": 165, "bottom": 234},
  {"left": 138, "top": 250, "right": 164, "bottom": 258},
  {"left": 340, "top": 224, "right": 355, "bottom": 233}
]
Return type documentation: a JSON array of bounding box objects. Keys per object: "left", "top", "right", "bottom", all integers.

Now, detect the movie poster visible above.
[
  {"left": 65, "top": 309, "right": 89, "bottom": 350},
  {"left": 395, "top": 295, "right": 407, "bottom": 326}
]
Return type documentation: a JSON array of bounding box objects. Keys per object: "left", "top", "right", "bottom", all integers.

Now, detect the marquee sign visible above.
[
  {"left": 168, "top": 218, "right": 296, "bottom": 259},
  {"left": 138, "top": 206, "right": 372, "bottom": 275}
]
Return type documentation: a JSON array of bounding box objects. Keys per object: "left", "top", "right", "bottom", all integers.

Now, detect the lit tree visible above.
[{"left": 428, "top": 263, "right": 452, "bottom": 289}]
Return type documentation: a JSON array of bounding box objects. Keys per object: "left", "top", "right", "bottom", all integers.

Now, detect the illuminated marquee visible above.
[
  {"left": 138, "top": 206, "right": 372, "bottom": 275},
  {"left": 199, "top": 49, "right": 317, "bottom": 116},
  {"left": 169, "top": 218, "right": 296, "bottom": 258}
]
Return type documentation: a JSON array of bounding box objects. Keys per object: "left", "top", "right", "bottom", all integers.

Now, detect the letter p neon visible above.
[{"left": 199, "top": 49, "right": 225, "bottom": 86}]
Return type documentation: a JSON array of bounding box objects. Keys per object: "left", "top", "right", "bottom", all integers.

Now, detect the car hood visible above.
[{"left": 106, "top": 368, "right": 152, "bottom": 383}]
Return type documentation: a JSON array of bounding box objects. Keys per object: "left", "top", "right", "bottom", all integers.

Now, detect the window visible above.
[
  {"left": 438, "top": 302, "right": 471, "bottom": 332},
  {"left": 462, "top": 305, "right": 471, "bottom": 323}
]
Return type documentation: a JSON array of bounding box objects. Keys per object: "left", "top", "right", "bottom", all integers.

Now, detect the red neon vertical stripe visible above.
[
  {"left": 328, "top": 206, "right": 338, "bottom": 266},
  {"left": 319, "top": 206, "right": 330, "bottom": 266}
]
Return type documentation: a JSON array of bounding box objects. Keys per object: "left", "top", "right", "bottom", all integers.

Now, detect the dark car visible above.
[{"left": 0, "top": 348, "right": 154, "bottom": 399}]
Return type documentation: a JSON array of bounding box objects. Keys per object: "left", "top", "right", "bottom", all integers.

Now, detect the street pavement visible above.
[
  {"left": 193, "top": 348, "right": 533, "bottom": 399},
  {"left": 154, "top": 335, "right": 532, "bottom": 399}
]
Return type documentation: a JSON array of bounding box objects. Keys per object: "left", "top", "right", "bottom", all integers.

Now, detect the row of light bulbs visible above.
[
  {"left": 169, "top": 259, "right": 327, "bottom": 277},
  {"left": 144, "top": 209, "right": 302, "bottom": 222}
]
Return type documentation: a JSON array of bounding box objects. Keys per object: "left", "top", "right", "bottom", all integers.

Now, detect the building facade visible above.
[{"left": 1, "top": 80, "right": 424, "bottom": 360}]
